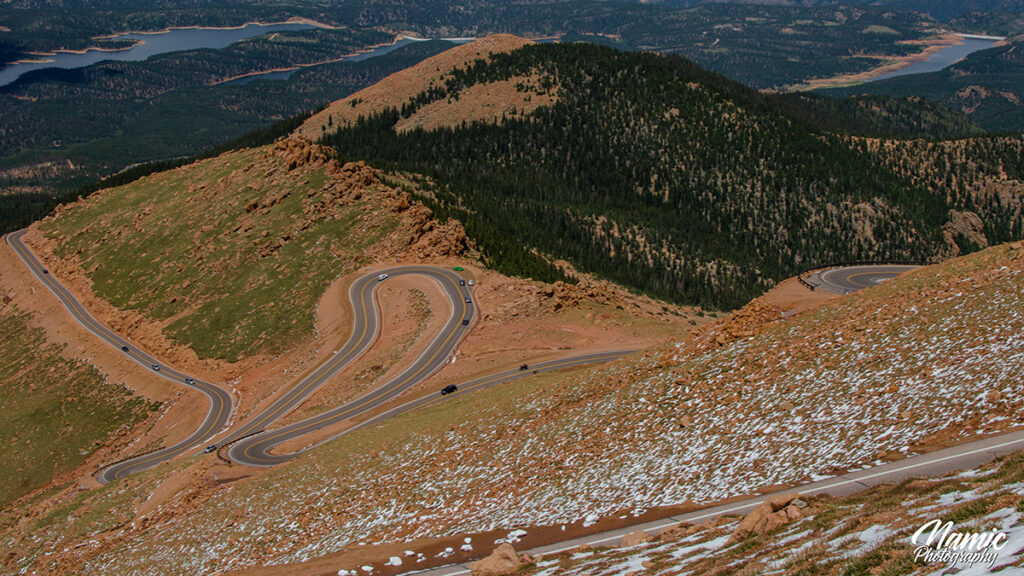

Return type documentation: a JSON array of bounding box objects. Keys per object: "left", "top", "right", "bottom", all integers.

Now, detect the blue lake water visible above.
[
  {"left": 867, "top": 35, "right": 1002, "bottom": 83},
  {"left": 0, "top": 22, "right": 317, "bottom": 86}
]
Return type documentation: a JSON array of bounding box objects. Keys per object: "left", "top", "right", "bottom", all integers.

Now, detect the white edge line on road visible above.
[{"left": 427, "top": 432, "right": 1024, "bottom": 574}]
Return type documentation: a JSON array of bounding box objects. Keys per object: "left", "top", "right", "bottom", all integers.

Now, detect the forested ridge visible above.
[{"left": 324, "top": 43, "right": 1024, "bottom": 309}]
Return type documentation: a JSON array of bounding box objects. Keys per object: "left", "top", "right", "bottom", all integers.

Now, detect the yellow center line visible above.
[
  {"left": 232, "top": 279, "right": 374, "bottom": 438},
  {"left": 243, "top": 272, "right": 467, "bottom": 462}
]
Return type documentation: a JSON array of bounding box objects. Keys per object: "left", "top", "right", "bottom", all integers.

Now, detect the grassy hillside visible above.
[
  {"left": 322, "top": 41, "right": 1024, "bottom": 309},
  {"left": 35, "top": 140, "right": 400, "bottom": 361},
  {"left": 10, "top": 240, "right": 1020, "bottom": 575},
  {"left": 821, "top": 38, "right": 1024, "bottom": 133},
  {"left": 0, "top": 304, "right": 150, "bottom": 508}
]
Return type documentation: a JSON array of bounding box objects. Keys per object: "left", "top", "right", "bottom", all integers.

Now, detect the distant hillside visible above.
[
  {"left": 320, "top": 40, "right": 1024, "bottom": 309},
  {"left": 0, "top": 37, "right": 453, "bottom": 198},
  {"left": 821, "top": 38, "right": 1024, "bottom": 132},
  {"left": 687, "top": 0, "right": 1024, "bottom": 21}
]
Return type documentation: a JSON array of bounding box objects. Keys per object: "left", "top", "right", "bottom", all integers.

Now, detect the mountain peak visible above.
[{"left": 296, "top": 34, "right": 534, "bottom": 140}]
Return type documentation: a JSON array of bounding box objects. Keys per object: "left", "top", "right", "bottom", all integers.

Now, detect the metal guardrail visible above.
[{"left": 797, "top": 260, "right": 932, "bottom": 291}]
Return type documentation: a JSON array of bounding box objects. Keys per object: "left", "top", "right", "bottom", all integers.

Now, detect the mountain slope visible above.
[
  {"left": 523, "top": 448, "right": 1024, "bottom": 575},
  {"left": 28, "top": 137, "right": 475, "bottom": 363},
  {"left": 319, "top": 39, "right": 1024, "bottom": 309},
  {"left": 7, "top": 237, "right": 1020, "bottom": 575},
  {"left": 0, "top": 302, "right": 150, "bottom": 508}
]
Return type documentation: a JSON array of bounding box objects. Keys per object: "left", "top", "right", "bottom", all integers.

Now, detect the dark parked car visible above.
[
  {"left": 462, "top": 319, "right": 470, "bottom": 326},
  {"left": 121, "top": 345, "right": 130, "bottom": 352},
  {"left": 465, "top": 297, "right": 472, "bottom": 304},
  {"left": 203, "top": 445, "right": 217, "bottom": 454},
  {"left": 459, "top": 280, "right": 466, "bottom": 286},
  {"left": 519, "top": 364, "right": 529, "bottom": 371},
  {"left": 441, "top": 384, "right": 458, "bottom": 395}
]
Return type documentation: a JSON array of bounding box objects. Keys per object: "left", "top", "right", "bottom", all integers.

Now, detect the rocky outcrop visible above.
[
  {"left": 271, "top": 137, "right": 332, "bottom": 171},
  {"left": 943, "top": 210, "right": 989, "bottom": 256},
  {"left": 470, "top": 543, "right": 524, "bottom": 576},
  {"left": 727, "top": 493, "right": 806, "bottom": 544}
]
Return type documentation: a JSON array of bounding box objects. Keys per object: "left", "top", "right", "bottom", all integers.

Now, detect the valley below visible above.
[{"left": 1, "top": 23, "right": 1023, "bottom": 576}]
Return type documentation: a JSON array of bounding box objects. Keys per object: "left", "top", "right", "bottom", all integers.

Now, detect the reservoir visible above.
[
  {"left": 0, "top": 22, "right": 318, "bottom": 86},
  {"left": 867, "top": 34, "right": 1003, "bottom": 83}
]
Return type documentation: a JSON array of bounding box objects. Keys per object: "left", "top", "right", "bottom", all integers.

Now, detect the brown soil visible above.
[
  {"left": 295, "top": 34, "right": 534, "bottom": 139},
  {"left": 394, "top": 74, "right": 558, "bottom": 133}
]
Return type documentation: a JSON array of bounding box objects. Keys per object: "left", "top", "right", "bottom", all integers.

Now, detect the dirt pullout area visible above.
[
  {"left": 0, "top": 241, "right": 207, "bottom": 484},
  {"left": 296, "top": 34, "right": 534, "bottom": 139},
  {"left": 789, "top": 33, "right": 974, "bottom": 91}
]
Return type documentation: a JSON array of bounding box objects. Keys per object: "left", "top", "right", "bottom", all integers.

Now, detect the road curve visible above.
[
  {"left": 223, "top": 266, "right": 471, "bottom": 465},
  {"left": 272, "top": 350, "right": 635, "bottom": 461},
  {"left": 5, "top": 230, "right": 234, "bottom": 484},
  {"left": 814, "top": 264, "right": 919, "bottom": 294}
]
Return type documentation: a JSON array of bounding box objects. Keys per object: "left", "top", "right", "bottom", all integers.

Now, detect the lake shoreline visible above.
[
  {"left": 785, "top": 32, "right": 1005, "bottom": 92},
  {"left": 7, "top": 18, "right": 330, "bottom": 65}
]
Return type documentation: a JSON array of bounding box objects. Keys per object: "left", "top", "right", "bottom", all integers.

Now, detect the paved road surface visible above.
[
  {"left": 416, "top": 429, "right": 1024, "bottom": 575},
  {"left": 6, "top": 230, "right": 234, "bottom": 483},
  {"left": 9, "top": 230, "right": 630, "bottom": 477},
  {"left": 815, "top": 265, "right": 919, "bottom": 294},
  {"left": 298, "top": 350, "right": 633, "bottom": 454},
  {"left": 225, "top": 267, "right": 471, "bottom": 466}
]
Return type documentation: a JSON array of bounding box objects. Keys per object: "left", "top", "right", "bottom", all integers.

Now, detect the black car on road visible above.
[{"left": 441, "top": 384, "right": 458, "bottom": 395}]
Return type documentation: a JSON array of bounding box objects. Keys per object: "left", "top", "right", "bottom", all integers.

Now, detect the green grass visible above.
[
  {"left": 38, "top": 145, "right": 397, "bottom": 361},
  {"left": 0, "top": 306, "right": 149, "bottom": 508}
]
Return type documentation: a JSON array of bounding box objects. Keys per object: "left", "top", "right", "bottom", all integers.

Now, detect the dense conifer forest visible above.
[{"left": 324, "top": 43, "right": 1024, "bottom": 308}]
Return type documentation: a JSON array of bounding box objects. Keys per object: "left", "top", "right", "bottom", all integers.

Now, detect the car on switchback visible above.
[{"left": 377, "top": 273, "right": 389, "bottom": 281}]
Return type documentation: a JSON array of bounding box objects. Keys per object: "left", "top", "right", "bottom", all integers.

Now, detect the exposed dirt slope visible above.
[{"left": 296, "top": 34, "right": 535, "bottom": 139}]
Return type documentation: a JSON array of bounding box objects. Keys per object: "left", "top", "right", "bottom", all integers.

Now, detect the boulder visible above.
[
  {"left": 621, "top": 530, "right": 653, "bottom": 547},
  {"left": 727, "top": 493, "right": 801, "bottom": 544},
  {"left": 470, "top": 543, "right": 523, "bottom": 576}
]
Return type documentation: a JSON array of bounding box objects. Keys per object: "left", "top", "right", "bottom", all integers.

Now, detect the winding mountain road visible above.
[
  {"left": 232, "top": 350, "right": 634, "bottom": 466},
  {"left": 7, "top": 230, "right": 627, "bottom": 478},
  {"left": 6, "top": 230, "right": 234, "bottom": 483},
  {"left": 9, "top": 228, "right": 924, "bottom": 482},
  {"left": 224, "top": 266, "right": 472, "bottom": 466}
]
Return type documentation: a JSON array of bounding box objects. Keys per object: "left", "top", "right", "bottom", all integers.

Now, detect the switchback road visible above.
[
  {"left": 6, "top": 230, "right": 234, "bottom": 483},
  {"left": 9, "top": 230, "right": 628, "bottom": 478}
]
